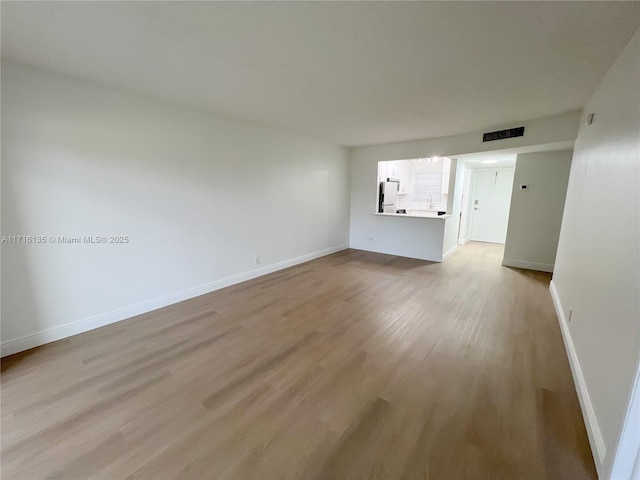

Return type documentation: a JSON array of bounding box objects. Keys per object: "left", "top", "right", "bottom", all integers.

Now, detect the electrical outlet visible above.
[
  {"left": 568, "top": 307, "right": 573, "bottom": 323},
  {"left": 254, "top": 256, "right": 260, "bottom": 265}
]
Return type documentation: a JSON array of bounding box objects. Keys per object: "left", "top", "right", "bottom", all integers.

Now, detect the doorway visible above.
[{"left": 470, "top": 168, "right": 514, "bottom": 244}]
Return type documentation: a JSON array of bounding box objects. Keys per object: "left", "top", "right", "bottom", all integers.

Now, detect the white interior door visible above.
[{"left": 470, "top": 168, "right": 514, "bottom": 244}]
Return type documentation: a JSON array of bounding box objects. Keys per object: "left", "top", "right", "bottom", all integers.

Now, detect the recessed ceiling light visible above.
[{"left": 481, "top": 160, "right": 498, "bottom": 164}]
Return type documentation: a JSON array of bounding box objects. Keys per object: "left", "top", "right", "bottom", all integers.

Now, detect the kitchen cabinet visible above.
[
  {"left": 386, "top": 160, "right": 410, "bottom": 194},
  {"left": 441, "top": 159, "right": 451, "bottom": 194},
  {"left": 386, "top": 160, "right": 399, "bottom": 178},
  {"left": 378, "top": 162, "right": 388, "bottom": 183},
  {"left": 397, "top": 162, "right": 410, "bottom": 194}
]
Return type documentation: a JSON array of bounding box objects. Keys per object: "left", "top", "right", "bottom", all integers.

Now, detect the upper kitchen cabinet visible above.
[
  {"left": 441, "top": 157, "right": 451, "bottom": 194},
  {"left": 398, "top": 162, "right": 409, "bottom": 194},
  {"left": 381, "top": 160, "right": 410, "bottom": 194}
]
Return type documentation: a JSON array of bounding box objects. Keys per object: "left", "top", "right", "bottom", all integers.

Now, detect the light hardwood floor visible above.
[{"left": 1, "top": 242, "right": 596, "bottom": 479}]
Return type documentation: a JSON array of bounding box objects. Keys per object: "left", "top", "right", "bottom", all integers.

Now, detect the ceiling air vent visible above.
[{"left": 482, "top": 126, "right": 525, "bottom": 142}]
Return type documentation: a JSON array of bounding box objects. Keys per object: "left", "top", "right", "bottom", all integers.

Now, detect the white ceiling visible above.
[
  {"left": 459, "top": 152, "right": 518, "bottom": 169},
  {"left": 2, "top": 2, "right": 639, "bottom": 147}
]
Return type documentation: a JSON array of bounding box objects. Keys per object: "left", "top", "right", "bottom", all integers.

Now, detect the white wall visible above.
[
  {"left": 550, "top": 29, "right": 640, "bottom": 478},
  {"left": 1, "top": 61, "right": 350, "bottom": 355},
  {"left": 355, "top": 215, "right": 446, "bottom": 261},
  {"left": 350, "top": 111, "right": 581, "bottom": 260},
  {"left": 502, "top": 150, "right": 572, "bottom": 272}
]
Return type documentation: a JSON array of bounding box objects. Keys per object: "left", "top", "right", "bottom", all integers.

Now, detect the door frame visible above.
[{"left": 457, "top": 166, "right": 473, "bottom": 244}]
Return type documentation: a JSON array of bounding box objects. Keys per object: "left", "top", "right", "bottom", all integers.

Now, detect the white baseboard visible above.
[
  {"left": 0, "top": 244, "right": 349, "bottom": 358},
  {"left": 458, "top": 237, "right": 470, "bottom": 245},
  {"left": 549, "top": 280, "right": 606, "bottom": 477},
  {"left": 502, "top": 258, "right": 554, "bottom": 273},
  {"left": 442, "top": 244, "right": 458, "bottom": 261},
  {"left": 610, "top": 362, "right": 640, "bottom": 480}
]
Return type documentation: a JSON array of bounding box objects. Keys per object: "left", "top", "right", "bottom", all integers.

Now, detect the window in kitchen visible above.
[{"left": 412, "top": 173, "right": 442, "bottom": 202}]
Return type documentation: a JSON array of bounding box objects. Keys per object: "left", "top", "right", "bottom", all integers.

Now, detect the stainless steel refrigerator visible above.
[{"left": 379, "top": 179, "right": 399, "bottom": 213}]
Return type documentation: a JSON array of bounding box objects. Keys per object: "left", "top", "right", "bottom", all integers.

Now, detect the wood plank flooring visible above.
[{"left": 1, "top": 242, "right": 596, "bottom": 479}]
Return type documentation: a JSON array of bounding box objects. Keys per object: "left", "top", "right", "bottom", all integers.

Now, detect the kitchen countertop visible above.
[{"left": 371, "top": 212, "right": 452, "bottom": 219}]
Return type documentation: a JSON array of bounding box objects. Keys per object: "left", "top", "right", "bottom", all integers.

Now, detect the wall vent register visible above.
[{"left": 482, "top": 126, "right": 525, "bottom": 142}]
